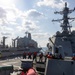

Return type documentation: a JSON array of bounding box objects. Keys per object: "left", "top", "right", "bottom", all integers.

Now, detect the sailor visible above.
[
  {"left": 23, "top": 52, "right": 26, "bottom": 59},
  {"left": 20, "top": 59, "right": 38, "bottom": 75},
  {"left": 72, "top": 54, "right": 75, "bottom": 60},
  {"left": 28, "top": 52, "right": 32, "bottom": 59},
  {"left": 44, "top": 52, "right": 49, "bottom": 62},
  {"left": 47, "top": 52, "right": 52, "bottom": 58},
  {"left": 0, "top": 52, "right": 1, "bottom": 58},
  {"left": 33, "top": 52, "right": 37, "bottom": 62},
  {"left": 39, "top": 52, "right": 43, "bottom": 62}
]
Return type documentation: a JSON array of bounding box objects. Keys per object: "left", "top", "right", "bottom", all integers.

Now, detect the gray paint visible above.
[{"left": 45, "top": 59, "right": 75, "bottom": 75}]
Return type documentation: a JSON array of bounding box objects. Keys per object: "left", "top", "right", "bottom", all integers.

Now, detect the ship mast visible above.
[{"left": 52, "top": 2, "right": 75, "bottom": 35}]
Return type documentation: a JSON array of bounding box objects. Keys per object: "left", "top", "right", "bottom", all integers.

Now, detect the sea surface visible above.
[{"left": 40, "top": 47, "right": 48, "bottom": 54}]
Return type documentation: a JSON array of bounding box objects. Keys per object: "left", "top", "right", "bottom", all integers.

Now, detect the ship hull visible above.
[{"left": 0, "top": 47, "right": 42, "bottom": 59}]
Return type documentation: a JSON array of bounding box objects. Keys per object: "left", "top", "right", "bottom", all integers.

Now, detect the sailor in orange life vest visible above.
[
  {"left": 44, "top": 52, "right": 50, "bottom": 61},
  {"left": 28, "top": 52, "right": 32, "bottom": 59},
  {"left": 39, "top": 52, "right": 43, "bottom": 62},
  {"left": 33, "top": 52, "right": 37, "bottom": 62},
  {"left": 20, "top": 59, "right": 38, "bottom": 75},
  {"left": 72, "top": 54, "right": 75, "bottom": 60},
  {"left": 23, "top": 52, "right": 26, "bottom": 59}
]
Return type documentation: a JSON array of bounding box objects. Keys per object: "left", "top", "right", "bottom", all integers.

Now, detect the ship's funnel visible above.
[
  {"left": 2, "top": 36, "right": 7, "bottom": 48},
  {"left": 28, "top": 33, "right": 31, "bottom": 40}
]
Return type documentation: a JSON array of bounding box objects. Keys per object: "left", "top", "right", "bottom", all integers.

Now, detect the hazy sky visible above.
[{"left": 0, "top": 0, "right": 75, "bottom": 47}]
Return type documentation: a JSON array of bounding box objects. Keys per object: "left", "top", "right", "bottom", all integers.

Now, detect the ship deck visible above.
[{"left": 0, "top": 56, "right": 46, "bottom": 75}]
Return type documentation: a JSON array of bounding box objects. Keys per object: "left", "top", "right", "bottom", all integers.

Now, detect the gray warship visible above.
[
  {"left": 0, "top": 32, "right": 42, "bottom": 58},
  {"left": 47, "top": 2, "right": 75, "bottom": 57},
  {"left": 45, "top": 2, "right": 75, "bottom": 75}
]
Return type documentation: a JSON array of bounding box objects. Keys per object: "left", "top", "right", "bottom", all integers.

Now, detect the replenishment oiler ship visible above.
[{"left": 0, "top": 32, "right": 42, "bottom": 59}]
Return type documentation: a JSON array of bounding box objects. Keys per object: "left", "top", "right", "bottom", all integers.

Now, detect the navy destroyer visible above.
[
  {"left": 47, "top": 2, "right": 75, "bottom": 57},
  {"left": 0, "top": 32, "right": 42, "bottom": 58},
  {"left": 44, "top": 2, "right": 75, "bottom": 75}
]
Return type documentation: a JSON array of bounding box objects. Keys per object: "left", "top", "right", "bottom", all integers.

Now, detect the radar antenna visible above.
[{"left": 52, "top": 2, "right": 75, "bottom": 34}]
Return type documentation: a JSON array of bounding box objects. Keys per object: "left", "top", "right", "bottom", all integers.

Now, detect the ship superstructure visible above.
[
  {"left": 44, "top": 3, "right": 75, "bottom": 75},
  {"left": 47, "top": 2, "right": 75, "bottom": 57},
  {"left": 12, "top": 32, "right": 37, "bottom": 48},
  {"left": 0, "top": 32, "right": 41, "bottom": 58}
]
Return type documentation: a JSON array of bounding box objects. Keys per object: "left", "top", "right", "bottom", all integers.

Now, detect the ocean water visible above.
[{"left": 40, "top": 47, "right": 48, "bottom": 54}]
